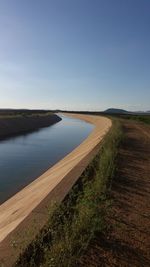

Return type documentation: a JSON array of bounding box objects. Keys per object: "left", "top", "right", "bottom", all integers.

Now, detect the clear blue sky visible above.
[{"left": 0, "top": 0, "right": 149, "bottom": 111}]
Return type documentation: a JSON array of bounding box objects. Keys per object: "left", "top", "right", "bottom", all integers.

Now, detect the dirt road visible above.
[{"left": 79, "top": 121, "right": 150, "bottom": 267}]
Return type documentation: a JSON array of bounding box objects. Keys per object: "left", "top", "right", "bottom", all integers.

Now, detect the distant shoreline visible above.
[{"left": 0, "top": 112, "right": 62, "bottom": 140}]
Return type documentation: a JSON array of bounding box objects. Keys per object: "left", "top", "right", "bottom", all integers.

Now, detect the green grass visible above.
[
  {"left": 121, "top": 114, "right": 150, "bottom": 125},
  {"left": 15, "top": 119, "right": 122, "bottom": 267},
  {"left": 0, "top": 110, "right": 52, "bottom": 119}
]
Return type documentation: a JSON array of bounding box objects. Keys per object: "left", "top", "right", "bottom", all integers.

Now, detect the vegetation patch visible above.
[
  {"left": 0, "top": 109, "right": 52, "bottom": 118},
  {"left": 14, "top": 119, "right": 122, "bottom": 267},
  {"left": 120, "top": 114, "right": 150, "bottom": 125}
]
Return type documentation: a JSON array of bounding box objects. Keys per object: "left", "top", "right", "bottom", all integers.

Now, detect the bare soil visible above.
[{"left": 79, "top": 121, "right": 150, "bottom": 267}]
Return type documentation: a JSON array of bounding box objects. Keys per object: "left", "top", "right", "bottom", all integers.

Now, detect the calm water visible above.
[{"left": 0, "top": 114, "right": 94, "bottom": 204}]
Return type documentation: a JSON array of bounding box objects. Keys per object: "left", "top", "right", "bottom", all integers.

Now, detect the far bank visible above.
[{"left": 0, "top": 110, "right": 61, "bottom": 139}]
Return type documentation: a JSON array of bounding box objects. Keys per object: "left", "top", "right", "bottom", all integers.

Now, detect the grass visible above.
[
  {"left": 0, "top": 110, "right": 52, "bottom": 119},
  {"left": 120, "top": 114, "right": 150, "bottom": 125},
  {"left": 14, "top": 118, "right": 122, "bottom": 267}
]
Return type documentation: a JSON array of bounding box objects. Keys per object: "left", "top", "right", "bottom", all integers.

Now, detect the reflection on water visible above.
[{"left": 0, "top": 114, "right": 94, "bottom": 204}]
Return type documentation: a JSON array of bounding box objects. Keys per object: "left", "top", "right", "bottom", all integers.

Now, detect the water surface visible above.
[{"left": 0, "top": 114, "right": 94, "bottom": 204}]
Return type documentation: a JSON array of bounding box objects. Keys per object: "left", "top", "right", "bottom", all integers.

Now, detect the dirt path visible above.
[{"left": 79, "top": 121, "right": 150, "bottom": 267}]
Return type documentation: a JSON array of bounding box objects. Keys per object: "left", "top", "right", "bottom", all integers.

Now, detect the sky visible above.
[{"left": 0, "top": 0, "right": 150, "bottom": 111}]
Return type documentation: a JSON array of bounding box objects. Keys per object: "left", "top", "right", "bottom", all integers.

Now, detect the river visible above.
[{"left": 0, "top": 114, "right": 94, "bottom": 204}]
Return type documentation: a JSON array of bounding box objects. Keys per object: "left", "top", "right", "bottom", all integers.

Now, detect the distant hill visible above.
[
  {"left": 104, "top": 108, "right": 129, "bottom": 114},
  {"left": 103, "top": 108, "right": 150, "bottom": 115}
]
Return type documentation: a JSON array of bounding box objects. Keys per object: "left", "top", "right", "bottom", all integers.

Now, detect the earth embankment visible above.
[{"left": 0, "top": 113, "right": 61, "bottom": 139}]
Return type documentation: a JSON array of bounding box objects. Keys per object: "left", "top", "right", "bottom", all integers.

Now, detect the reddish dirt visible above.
[{"left": 79, "top": 121, "right": 150, "bottom": 267}]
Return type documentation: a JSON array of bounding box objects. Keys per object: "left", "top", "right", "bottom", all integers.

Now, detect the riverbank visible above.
[
  {"left": 0, "top": 114, "right": 111, "bottom": 267},
  {"left": 0, "top": 111, "right": 61, "bottom": 140}
]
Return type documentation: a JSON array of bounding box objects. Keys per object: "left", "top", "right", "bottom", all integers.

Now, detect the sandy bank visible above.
[{"left": 0, "top": 114, "right": 111, "bottom": 266}]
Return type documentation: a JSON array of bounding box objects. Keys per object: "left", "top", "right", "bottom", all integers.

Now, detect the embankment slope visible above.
[{"left": 0, "top": 113, "right": 61, "bottom": 139}]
